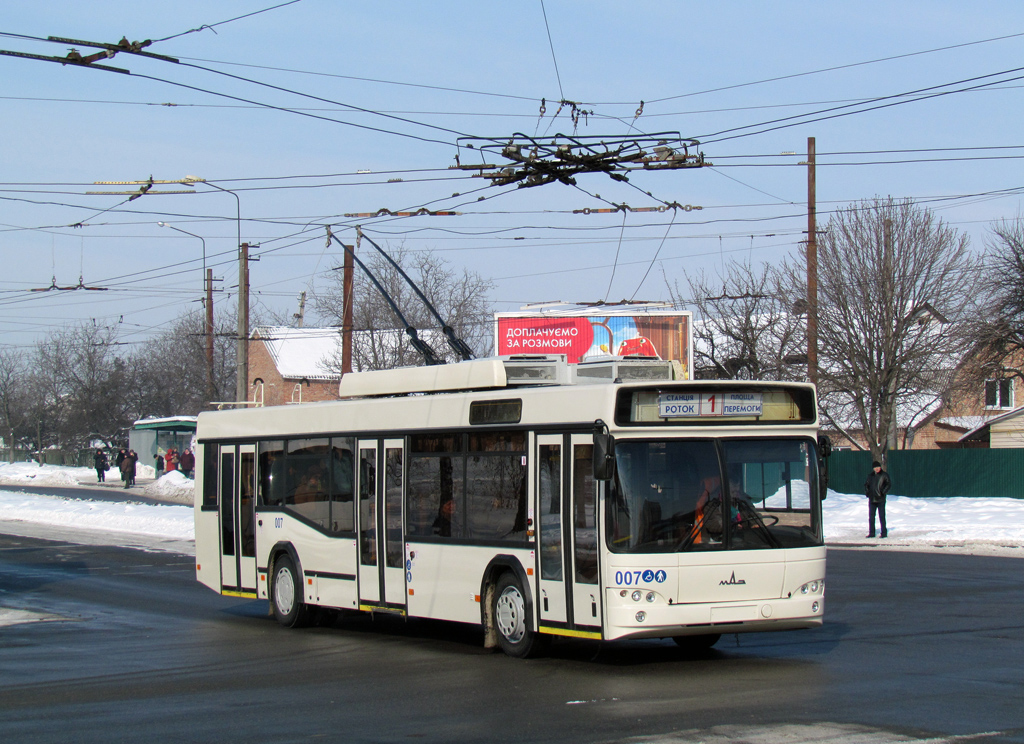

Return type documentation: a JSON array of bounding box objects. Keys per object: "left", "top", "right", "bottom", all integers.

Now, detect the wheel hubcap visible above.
[
  {"left": 495, "top": 585, "right": 526, "bottom": 643},
  {"left": 275, "top": 566, "right": 295, "bottom": 615}
]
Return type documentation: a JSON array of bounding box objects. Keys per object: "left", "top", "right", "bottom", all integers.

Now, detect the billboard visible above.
[{"left": 495, "top": 307, "right": 692, "bottom": 378}]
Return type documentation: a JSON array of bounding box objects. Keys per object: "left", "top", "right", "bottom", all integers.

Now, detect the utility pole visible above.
[
  {"left": 883, "top": 218, "right": 898, "bottom": 455},
  {"left": 806, "top": 136, "right": 818, "bottom": 386},
  {"left": 293, "top": 291, "right": 306, "bottom": 328},
  {"left": 342, "top": 233, "right": 356, "bottom": 375},
  {"left": 236, "top": 243, "right": 250, "bottom": 403},
  {"left": 206, "top": 267, "right": 215, "bottom": 401}
]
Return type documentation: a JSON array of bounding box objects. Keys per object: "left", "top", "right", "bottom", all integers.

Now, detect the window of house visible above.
[{"left": 985, "top": 379, "right": 1013, "bottom": 409}]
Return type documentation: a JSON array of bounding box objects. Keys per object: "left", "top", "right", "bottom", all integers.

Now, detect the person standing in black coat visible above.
[
  {"left": 93, "top": 449, "right": 108, "bottom": 483},
  {"left": 865, "top": 460, "right": 891, "bottom": 538}
]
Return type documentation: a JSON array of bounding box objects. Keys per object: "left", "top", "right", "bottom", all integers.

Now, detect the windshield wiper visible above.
[{"left": 735, "top": 501, "right": 782, "bottom": 549}]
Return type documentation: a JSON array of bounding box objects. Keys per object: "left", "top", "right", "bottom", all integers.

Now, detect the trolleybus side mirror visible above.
[
  {"left": 593, "top": 420, "right": 616, "bottom": 481},
  {"left": 817, "top": 435, "right": 832, "bottom": 501}
]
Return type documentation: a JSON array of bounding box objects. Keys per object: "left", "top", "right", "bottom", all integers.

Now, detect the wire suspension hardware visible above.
[
  {"left": 325, "top": 227, "right": 442, "bottom": 367},
  {"left": 356, "top": 228, "right": 475, "bottom": 362},
  {"left": 453, "top": 132, "right": 709, "bottom": 189}
]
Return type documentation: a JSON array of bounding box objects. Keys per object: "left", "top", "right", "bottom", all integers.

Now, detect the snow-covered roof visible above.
[
  {"left": 253, "top": 326, "right": 341, "bottom": 381},
  {"left": 132, "top": 416, "right": 198, "bottom": 430},
  {"left": 959, "top": 406, "right": 1024, "bottom": 442},
  {"left": 936, "top": 416, "right": 988, "bottom": 431}
]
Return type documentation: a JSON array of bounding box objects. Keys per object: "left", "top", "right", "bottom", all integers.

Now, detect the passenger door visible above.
[
  {"left": 357, "top": 439, "right": 407, "bottom": 611},
  {"left": 219, "top": 444, "right": 257, "bottom": 595},
  {"left": 569, "top": 435, "right": 601, "bottom": 631},
  {"left": 536, "top": 434, "right": 567, "bottom": 627}
]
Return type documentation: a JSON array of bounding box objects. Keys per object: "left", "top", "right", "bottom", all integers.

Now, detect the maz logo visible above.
[{"left": 719, "top": 572, "right": 747, "bottom": 586}]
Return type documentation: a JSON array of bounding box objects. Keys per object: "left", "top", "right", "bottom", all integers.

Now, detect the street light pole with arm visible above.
[
  {"left": 184, "top": 177, "right": 248, "bottom": 404},
  {"left": 157, "top": 222, "right": 214, "bottom": 402}
]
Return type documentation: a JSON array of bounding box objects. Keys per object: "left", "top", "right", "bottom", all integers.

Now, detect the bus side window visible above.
[
  {"left": 258, "top": 441, "right": 285, "bottom": 506},
  {"left": 202, "top": 444, "right": 218, "bottom": 508},
  {"left": 329, "top": 438, "right": 355, "bottom": 534},
  {"left": 574, "top": 444, "right": 598, "bottom": 584},
  {"left": 407, "top": 434, "right": 463, "bottom": 539}
]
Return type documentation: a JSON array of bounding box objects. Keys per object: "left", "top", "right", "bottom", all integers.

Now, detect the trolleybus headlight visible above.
[
  {"left": 645, "top": 592, "right": 656, "bottom": 603},
  {"left": 635, "top": 611, "right": 647, "bottom": 622},
  {"left": 631, "top": 590, "right": 643, "bottom": 602},
  {"left": 620, "top": 589, "right": 628, "bottom": 598},
  {"left": 798, "top": 579, "right": 825, "bottom": 595},
  {"left": 812, "top": 601, "right": 820, "bottom": 613}
]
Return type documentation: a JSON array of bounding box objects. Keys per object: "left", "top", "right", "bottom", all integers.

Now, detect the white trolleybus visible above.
[{"left": 195, "top": 355, "right": 830, "bottom": 657}]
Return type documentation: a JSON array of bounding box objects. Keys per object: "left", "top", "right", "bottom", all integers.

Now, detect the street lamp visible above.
[
  {"left": 184, "top": 176, "right": 248, "bottom": 404},
  {"left": 157, "top": 221, "right": 206, "bottom": 280},
  {"left": 158, "top": 222, "right": 214, "bottom": 401}
]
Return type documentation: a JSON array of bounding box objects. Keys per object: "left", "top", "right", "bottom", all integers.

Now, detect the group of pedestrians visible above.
[
  {"left": 153, "top": 447, "right": 195, "bottom": 479},
  {"left": 91, "top": 445, "right": 194, "bottom": 488},
  {"left": 113, "top": 448, "right": 139, "bottom": 489}
]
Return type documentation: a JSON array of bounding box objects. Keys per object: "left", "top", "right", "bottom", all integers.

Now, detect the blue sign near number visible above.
[{"left": 613, "top": 569, "right": 669, "bottom": 585}]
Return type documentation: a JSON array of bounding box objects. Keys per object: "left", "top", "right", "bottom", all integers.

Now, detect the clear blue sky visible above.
[{"left": 2, "top": 1, "right": 1023, "bottom": 352}]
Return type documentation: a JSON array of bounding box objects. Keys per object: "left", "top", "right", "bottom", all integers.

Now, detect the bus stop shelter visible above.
[{"left": 128, "top": 416, "right": 198, "bottom": 469}]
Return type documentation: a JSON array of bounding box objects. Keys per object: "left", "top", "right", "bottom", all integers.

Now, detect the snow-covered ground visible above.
[
  {"left": 0, "top": 464, "right": 1021, "bottom": 558},
  {"left": 0, "top": 462, "right": 196, "bottom": 553}
]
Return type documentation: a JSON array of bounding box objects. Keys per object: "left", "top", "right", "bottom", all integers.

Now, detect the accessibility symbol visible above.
[{"left": 642, "top": 569, "right": 655, "bottom": 583}]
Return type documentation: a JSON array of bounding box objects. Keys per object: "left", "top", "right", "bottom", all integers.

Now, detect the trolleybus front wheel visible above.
[
  {"left": 493, "top": 572, "right": 547, "bottom": 658},
  {"left": 271, "top": 553, "right": 309, "bottom": 628}
]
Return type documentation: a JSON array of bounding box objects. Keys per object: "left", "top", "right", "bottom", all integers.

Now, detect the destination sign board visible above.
[{"left": 659, "top": 392, "right": 763, "bottom": 418}]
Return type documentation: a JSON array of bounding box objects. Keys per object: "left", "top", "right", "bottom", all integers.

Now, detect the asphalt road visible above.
[{"left": 0, "top": 531, "right": 1021, "bottom": 744}]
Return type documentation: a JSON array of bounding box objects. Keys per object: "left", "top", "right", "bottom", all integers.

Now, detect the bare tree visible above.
[
  {"left": 136, "top": 306, "right": 240, "bottom": 415},
  {"left": 784, "top": 197, "right": 980, "bottom": 461},
  {"left": 30, "top": 322, "right": 136, "bottom": 451},
  {"left": 313, "top": 241, "right": 494, "bottom": 370},
  {"left": 667, "top": 260, "right": 806, "bottom": 380},
  {"left": 0, "top": 350, "right": 29, "bottom": 461},
  {"left": 965, "top": 217, "right": 1024, "bottom": 387}
]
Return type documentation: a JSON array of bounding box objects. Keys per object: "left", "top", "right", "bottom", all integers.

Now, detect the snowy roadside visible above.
[
  {"left": 0, "top": 462, "right": 195, "bottom": 554},
  {"left": 0, "top": 464, "right": 1021, "bottom": 558}
]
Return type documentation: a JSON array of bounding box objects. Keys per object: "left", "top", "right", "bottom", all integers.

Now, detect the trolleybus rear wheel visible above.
[
  {"left": 271, "top": 554, "right": 309, "bottom": 628},
  {"left": 493, "top": 572, "right": 546, "bottom": 658}
]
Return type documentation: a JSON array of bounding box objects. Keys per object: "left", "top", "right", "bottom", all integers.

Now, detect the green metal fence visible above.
[{"left": 828, "top": 449, "right": 1024, "bottom": 499}]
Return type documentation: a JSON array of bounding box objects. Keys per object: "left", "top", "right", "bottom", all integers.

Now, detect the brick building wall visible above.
[{"left": 248, "top": 335, "right": 340, "bottom": 407}]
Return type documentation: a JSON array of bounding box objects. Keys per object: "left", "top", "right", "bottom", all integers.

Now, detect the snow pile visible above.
[
  {"left": 143, "top": 471, "right": 195, "bottom": 505},
  {"left": 824, "top": 491, "right": 1024, "bottom": 550},
  {"left": 0, "top": 489, "right": 194, "bottom": 541},
  {"left": 0, "top": 462, "right": 94, "bottom": 486}
]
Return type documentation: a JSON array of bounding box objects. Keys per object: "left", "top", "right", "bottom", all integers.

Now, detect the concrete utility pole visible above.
[
  {"left": 236, "top": 243, "right": 250, "bottom": 403},
  {"left": 806, "top": 136, "right": 818, "bottom": 386}
]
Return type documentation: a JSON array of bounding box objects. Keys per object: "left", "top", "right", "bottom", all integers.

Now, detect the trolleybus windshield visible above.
[{"left": 607, "top": 437, "right": 822, "bottom": 554}]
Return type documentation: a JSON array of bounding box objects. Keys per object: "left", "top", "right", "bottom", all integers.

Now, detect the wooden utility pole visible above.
[
  {"left": 806, "top": 136, "right": 818, "bottom": 386},
  {"left": 236, "top": 243, "right": 249, "bottom": 403},
  {"left": 883, "top": 218, "right": 898, "bottom": 455},
  {"left": 342, "top": 234, "right": 355, "bottom": 375},
  {"left": 294, "top": 291, "right": 307, "bottom": 328},
  {"left": 205, "top": 267, "right": 215, "bottom": 401}
]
